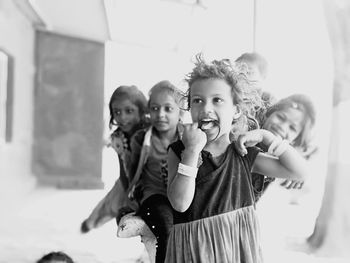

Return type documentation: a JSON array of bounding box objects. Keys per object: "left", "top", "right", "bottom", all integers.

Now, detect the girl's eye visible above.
[
  {"left": 165, "top": 106, "right": 173, "bottom": 112},
  {"left": 126, "top": 108, "right": 134, "bottom": 114},
  {"left": 213, "top": 97, "right": 223, "bottom": 103},
  {"left": 191, "top": 98, "right": 202, "bottom": 104},
  {"left": 290, "top": 125, "right": 297, "bottom": 132},
  {"left": 114, "top": 110, "right": 121, "bottom": 116},
  {"left": 151, "top": 106, "right": 159, "bottom": 111},
  {"left": 276, "top": 113, "right": 285, "bottom": 120}
]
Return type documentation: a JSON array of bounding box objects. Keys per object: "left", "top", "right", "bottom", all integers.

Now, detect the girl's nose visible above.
[
  {"left": 157, "top": 108, "right": 166, "bottom": 118},
  {"left": 202, "top": 102, "right": 213, "bottom": 113},
  {"left": 276, "top": 122, "right": 287, "bottom": 137},
  {"left": 120, "top": 111, "right": 127, "bottom": 122}
]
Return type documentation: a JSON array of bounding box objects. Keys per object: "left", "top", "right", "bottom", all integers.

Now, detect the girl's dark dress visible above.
[{"left": 165, "top": 140, "right": 264, "bottom": 263}]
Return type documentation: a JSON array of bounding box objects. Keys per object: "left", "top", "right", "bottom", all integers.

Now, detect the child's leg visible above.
[
  {"left": 81, "top": 179, "right": 131, "bottom": 232},
  {"left": 137, "top": 194, "right": 173, "bottom": 263}
]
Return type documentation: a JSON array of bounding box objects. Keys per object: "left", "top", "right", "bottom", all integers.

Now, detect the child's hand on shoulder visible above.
[
  {"left": 182, "top": 122, "right": 207, "bottom": 153},
  {"left": 235, "top": 129, "right": 264, "bottom": 156}
]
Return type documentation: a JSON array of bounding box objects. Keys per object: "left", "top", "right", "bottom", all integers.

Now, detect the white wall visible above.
[
  {"left": 256, "top": 0, "right": 334, "bottom": 225},
  {"left": 0, "top": 0, "right": 36, "bottom": 201},
  {"left": 104, "top": 0, "right": 255, "bottom": 96}
]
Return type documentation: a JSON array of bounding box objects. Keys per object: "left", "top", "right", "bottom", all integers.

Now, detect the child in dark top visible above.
[
  {"left": 166, "top": 54, "right": 309, "bottom": 262},
  {"left": 81, "top": 85, "right": 149, "bottom": 232},
  {"left": 126, "top": 80, "right": 183, "bottom": 263}
]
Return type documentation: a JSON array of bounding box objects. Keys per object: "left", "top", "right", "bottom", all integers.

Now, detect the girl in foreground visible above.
[{"left": 166, "top": 55, "right": 309, "bottom": 262}]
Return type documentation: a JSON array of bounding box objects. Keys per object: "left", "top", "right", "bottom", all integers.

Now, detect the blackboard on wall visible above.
[{"left": 33, "top": 31, "right": 105, "bottom": 189}]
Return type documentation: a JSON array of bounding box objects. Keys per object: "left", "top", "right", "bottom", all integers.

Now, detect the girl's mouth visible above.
[
  {"left": 156, "top": 121, "right": 168, "bottom": 125},
  {"left": 199, "top": 119, "right": 219, "bottom": 131},
  {"left": 119, "top": 123, "right": 128, "bottom": 128}
]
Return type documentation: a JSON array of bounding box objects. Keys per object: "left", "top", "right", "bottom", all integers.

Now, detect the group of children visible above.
[{"left": 81, "top": 52, "right": 316, "bottom": 262}]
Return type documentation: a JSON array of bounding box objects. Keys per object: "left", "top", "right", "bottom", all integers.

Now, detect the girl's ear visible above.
[{"left": 233, "top": 106, "right": 242, "bottom": 120}]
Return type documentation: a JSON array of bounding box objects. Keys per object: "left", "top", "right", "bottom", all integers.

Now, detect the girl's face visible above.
[
  {"left": 149, "top": 91, "right": 180, "bottom": 134},
  {"left": 111, "top": 99, "right": 141, "bottom": 134},
  {"left": 190, "top": 79, "right": 240, "bottom": 142},
  {"left": 263, "top": 107, "right": 305, "bottom": 143}
]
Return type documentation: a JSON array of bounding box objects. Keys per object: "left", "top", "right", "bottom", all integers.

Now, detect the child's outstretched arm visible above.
[
  {"left": 236, "top": 129, "right": 309, "bottom": 181},
  {"left": 167, "top": 123, "right": 207, "bottom": 212}
]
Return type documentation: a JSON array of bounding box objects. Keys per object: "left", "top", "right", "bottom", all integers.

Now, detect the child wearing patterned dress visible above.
[
  {"left": 81, "top": 85, "right": 149, "bottom": 232},
  {"left": 166, "top": 54, "right": 309, "bottom": 262}
]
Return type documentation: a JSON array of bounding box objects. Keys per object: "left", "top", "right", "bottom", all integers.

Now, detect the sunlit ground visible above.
[
  {"left": 0, "top": 187, "right": 145, "bottom": 263},
  {"left": 0, "top": 147, "right": 347, "bottom": 263},
  {"left": 257, "top": 183, "right": 346, "bottom": 263}
]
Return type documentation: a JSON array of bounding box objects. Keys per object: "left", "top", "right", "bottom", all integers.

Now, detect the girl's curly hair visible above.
[
  {"left": 235, "top": 52, "right": 269, "bottom": 79},
  {"left": 185, "top": 54, "right": 263, "bottom": 130}
]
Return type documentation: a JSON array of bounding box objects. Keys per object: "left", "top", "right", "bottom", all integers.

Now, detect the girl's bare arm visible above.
[
  {"left": 167, "top": 148, "right": 199, "bottom": 212},
  {"left": 167, "top": 122, "right": 207, "bottom": 212},
  {"left": 253, "top": 148, "right": 309, "bottom": 180},
  {"left": 236, "top": 129, "right": 309, "bottom": 180}
]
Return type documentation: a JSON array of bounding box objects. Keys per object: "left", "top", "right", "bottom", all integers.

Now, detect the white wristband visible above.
[
  {"left": 268, "top": 135, "right": 282, "bottom": 155},
  {"left": 273, "top": 140, "right": 289, "bottom": 157},
  {"left": 177, "top": 163, "right": 198, "bottom": 178}
]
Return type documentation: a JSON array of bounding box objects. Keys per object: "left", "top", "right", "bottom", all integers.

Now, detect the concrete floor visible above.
[
  {"left": 0, "top": 181, "right": 347, "bottom": 263},
  {"left": 0, "top": 187, "right": 146, "bottom": 263}
]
